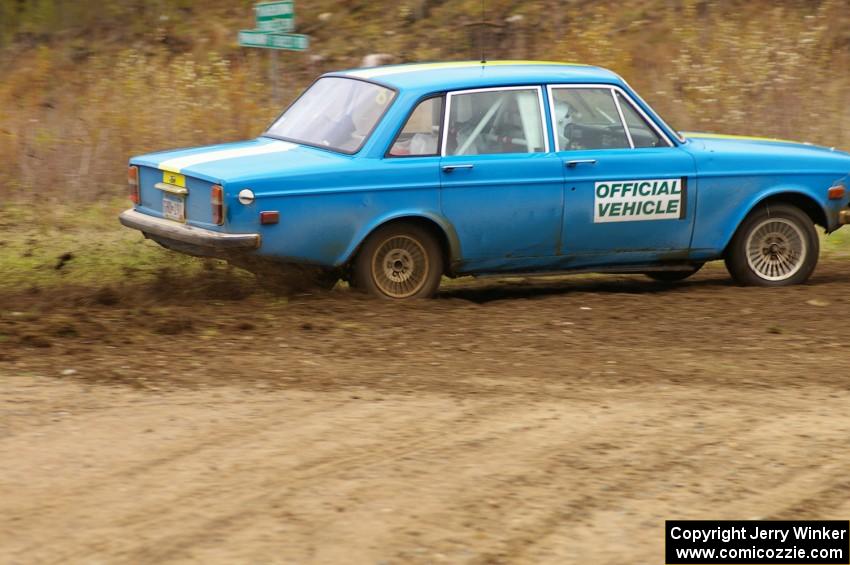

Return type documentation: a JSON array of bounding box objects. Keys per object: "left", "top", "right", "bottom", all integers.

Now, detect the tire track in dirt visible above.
[
  {"left": 8, "top": 385, "right": 844, "bottom": 564},
  {"left": 412, "top": 427, "right": 730, "bottom": 562},
  {"left": 4, "top": 396, "right": 522, "bottom": 562},
  {"left": 0, "top": 395, "right": 337, "bottom": 515},
  {"left": 101, "top": 394, "right": 726, "bottom": 564},
  {"left": 471, "top": 398, "right": 850, "bottom": 564},
  {"left": 59, "top": 398, "right": 613, "bottom": 563},
  {"left": 767, "top": 469, "right": 850, "bottom": 520}
]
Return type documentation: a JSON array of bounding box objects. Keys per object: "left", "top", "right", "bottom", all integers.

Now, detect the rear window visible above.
[{"left": 266, "top": 77, "right": 395, "bottom": 154}]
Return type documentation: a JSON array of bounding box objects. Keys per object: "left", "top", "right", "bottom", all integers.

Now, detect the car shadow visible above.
[
  {"left": 436, "top": 263, "right": 850, "bottom": 304},
  {"left": 436, "top": 273, "right": 734, "bottom": 304}
]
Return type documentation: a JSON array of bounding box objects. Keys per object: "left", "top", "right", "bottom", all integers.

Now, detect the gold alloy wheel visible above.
[{"left": 370, "top": 235, "right": 430, "bottom": 298}]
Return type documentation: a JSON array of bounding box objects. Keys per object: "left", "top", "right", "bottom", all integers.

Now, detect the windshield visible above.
[
  {"left": 621, "top": 80, "right": 685, "bottom": 143},
  {"left": 265, "top": 77, "right": 395, "bottom": 154}
]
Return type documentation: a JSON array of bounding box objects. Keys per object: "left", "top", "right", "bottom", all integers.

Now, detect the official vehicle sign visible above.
[{"left": 594, "top": 178, "right": 685, "bottom": 223}]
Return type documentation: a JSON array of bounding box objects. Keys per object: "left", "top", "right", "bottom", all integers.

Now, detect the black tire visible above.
[
  {"left": 724, "top": 203, "right": 818, "bottom": 286},
  {"left": 354, "top": 222, "right": 443, "bottom": 299},
  {"left": 645, "top": 264, "right": 703, "bottom": 282}
]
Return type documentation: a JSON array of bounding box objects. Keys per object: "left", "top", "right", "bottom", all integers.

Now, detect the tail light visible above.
[
  {"left": 128, "top": 165, "right": 140, "bottom": 204},
  {"left": 211, "top": 185, "right": 224, "bottom": 225}
]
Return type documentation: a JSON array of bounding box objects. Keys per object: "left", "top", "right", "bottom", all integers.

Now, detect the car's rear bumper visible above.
[{"left": 118, "top": 209, "right": 260, "bottom": 249}]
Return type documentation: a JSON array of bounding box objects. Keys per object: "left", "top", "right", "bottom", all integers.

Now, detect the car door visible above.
[
  {"left": 548, "top": 85, "right": 697, "bottom": 261},
  {"left": 439, "top": 86, "right": 564, "bottom": 263}
]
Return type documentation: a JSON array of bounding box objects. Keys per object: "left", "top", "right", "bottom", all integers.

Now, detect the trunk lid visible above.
[
  {"left": 130, "top": 137, "right": 348, "bottom": 184},
  {"left": 130, "top": 137, "right": 347, "bottom": 227}
]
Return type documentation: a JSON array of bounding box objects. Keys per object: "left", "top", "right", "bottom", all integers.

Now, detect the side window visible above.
[
  {"left": 388, "top": 96, "right": 444, "bottom": 157},
  {"left": 616, "top": 92, "right": 664, "bottom": 148},
  {"left": 550, "top": 88, "right": 630, "bottom": 151},
  {"left": 445, "top": 88, "right": 546, "bottom": 156}
]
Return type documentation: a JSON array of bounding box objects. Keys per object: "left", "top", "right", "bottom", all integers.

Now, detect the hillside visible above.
[{"left": 1, "top": 0, "right": 849, "bottom": 203}]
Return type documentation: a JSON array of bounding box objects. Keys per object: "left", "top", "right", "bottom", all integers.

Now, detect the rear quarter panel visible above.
[{"left": 227, "top": 156, "right": 446, "bottom": 267}]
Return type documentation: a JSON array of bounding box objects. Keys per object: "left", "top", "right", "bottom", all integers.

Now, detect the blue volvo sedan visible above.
[{"left": 120, "top": 61, "right": 850, "bottom": 298}]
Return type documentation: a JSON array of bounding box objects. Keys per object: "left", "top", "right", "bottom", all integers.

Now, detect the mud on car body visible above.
[{"left": 120, "top": 61, "right": 850, "bottom": 298}]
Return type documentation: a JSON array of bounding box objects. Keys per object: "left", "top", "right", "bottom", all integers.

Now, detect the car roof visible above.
[{"left": 327, "top": 60, "right": 623, "bottom": 94}]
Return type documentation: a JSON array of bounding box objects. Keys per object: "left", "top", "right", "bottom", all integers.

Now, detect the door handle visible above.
[
  {"left": 442, "top": 164, "right": 474, "bottom": 172},
  {"left": 566, "top": 159, "right": 597, "bottom": 168}
]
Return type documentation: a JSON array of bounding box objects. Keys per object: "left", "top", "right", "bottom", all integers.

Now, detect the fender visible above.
[
  {"left": 336, "top": 209, "right": 462, "bottom": 267},
  {"left": 717, "top": 186, "right": 829, "bottom": 253}
]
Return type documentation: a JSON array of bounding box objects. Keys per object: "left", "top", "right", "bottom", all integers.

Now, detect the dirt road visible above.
[{"left": 2, "top": 262, "right": 850, "bottom": 564}]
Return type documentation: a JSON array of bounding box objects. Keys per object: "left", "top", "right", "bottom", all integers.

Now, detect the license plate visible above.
[
  {"left": 162, "top": 193, "right": 185, "bottom": 222},
  {"left": 162, "top": 171, "right": 186, "bottom": 187}
]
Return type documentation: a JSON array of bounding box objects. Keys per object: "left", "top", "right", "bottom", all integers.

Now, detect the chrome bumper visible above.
[
  {"left": 840, "top": 210, "right": 850, "bottom": 225},
  {"left": 118, "top": 209, "right": 260, "bottom": 249}
]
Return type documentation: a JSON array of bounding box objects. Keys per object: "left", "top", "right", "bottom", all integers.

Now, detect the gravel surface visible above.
[{"left": 2, "top": 262, "right": 850, "bottom": 563}]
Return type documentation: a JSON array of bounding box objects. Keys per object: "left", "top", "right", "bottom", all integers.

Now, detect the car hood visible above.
[
  {"left": 683, "top": 132, "right": 850, "bottom": 160},
  {"left": 130, "top": 137, "right": 350, "bottom": 184}
]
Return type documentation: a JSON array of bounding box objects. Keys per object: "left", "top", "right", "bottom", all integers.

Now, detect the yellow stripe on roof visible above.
[
  {"left": 347, "top": 60, "right": 588, "bottom": 80},
  {"left": 683, "top": 132, "right": 798, "bottom": 144}
]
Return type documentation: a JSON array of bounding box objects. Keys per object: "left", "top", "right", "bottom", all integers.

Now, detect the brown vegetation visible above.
[{"left": 1, "top": 0, "right": 849, "bottom": 205}]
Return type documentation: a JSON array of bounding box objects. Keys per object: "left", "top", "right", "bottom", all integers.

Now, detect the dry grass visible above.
[{"left": 0, "top": 0, "right": 848, "bottom": 203}]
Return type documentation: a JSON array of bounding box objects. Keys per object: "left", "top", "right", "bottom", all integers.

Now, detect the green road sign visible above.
[
  {"left": 238, "top": 30, "right": 309, "bottom": 51},
  {"left": 254, "top": 1, "right": 294, "bottom": 33}
]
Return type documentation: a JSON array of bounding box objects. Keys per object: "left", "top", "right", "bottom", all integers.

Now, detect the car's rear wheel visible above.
[
  {"left": 725, "top": 203, "right": 818, "bottom": 286},
  {"left": 354, "top": 222, "right": 443, "bottom": 299},
  {"left": 644, "top": 264, "right": 703, "bottom": 282}
]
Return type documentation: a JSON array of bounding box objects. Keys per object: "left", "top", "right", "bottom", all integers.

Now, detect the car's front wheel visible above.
[
  {"left": 354, "top": 222, "right": 443, "bottom": 299},
  {"left": 725, "top": 203, "right": 818, "bottom": 286}
]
